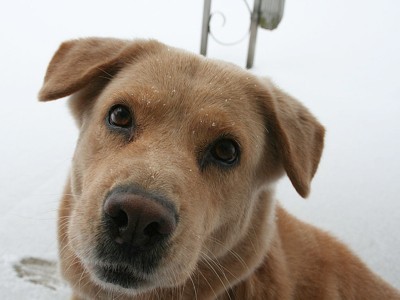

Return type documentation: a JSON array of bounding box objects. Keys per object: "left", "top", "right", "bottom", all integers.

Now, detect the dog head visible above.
[{"left": 39, "top": 38, "right": 324, "bottom": 297}]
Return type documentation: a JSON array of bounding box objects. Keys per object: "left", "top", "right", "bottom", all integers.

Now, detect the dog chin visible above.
[{"left": 84, "top": 261, "right": 155, "bottom": 295}]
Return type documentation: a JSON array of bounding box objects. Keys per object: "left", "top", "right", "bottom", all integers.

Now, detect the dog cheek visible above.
[
  {"left": 69, "top": 203, "right": 101, "bottom": 265},
  {"left": 204, "top": 168, "right": 263, "bottom": 252},
  {"left": 67, "top": 208, "right": 88, "bottom": 259},
  {"left": 67, "top": 182, "right": 104, "bottom": 262},
  {"left": 158, "top": 233, "right": 203, "bottom": 287},
  {"left": 70, "top": 134, "right": 94, "bottom": 198},
  {"left": 70, "top": 165, "right": 84, "bottom": 198},
  {"left": 70, "top": 126, "right": 108, "bottom": 197}
]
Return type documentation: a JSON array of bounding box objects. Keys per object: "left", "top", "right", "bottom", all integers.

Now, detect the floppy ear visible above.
[
  {"left": 261, "top": 81, "right": 325, "bottom": 198},
  {"left": 38, "top": 38, "right": 160, "bottom": 101}
]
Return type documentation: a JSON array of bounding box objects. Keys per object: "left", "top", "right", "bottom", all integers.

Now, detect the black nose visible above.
[{"left": 103, "top": 190, "right": 177, "bottom": 249}]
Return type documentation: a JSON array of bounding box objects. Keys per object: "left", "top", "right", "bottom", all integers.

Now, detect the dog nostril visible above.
[
  {"left": 112, "top": 210, "right": 128, "bottom": 229},
  {"left": 143, "top": 222, "right": 161, "bottom": 238}
]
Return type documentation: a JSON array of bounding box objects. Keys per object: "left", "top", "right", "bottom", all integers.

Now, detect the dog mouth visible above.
[
  {"left": 89, "top": 262, "right": 149, "bottom": 289},
  {"left": 85, "top": 236, "right": 166, "bottom": 290}
]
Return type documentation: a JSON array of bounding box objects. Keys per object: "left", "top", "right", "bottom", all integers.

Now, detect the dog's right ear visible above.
[
  {"left": 38, "top": 38, "right": 160, "bottom": 101},
  {"left": 256, "top": 80, "right": 325, "bottom": 198}
]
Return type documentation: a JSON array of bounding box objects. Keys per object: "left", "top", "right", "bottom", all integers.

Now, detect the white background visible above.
[{"left": 0, "top": 0, "right": 399, "bottom": 298}]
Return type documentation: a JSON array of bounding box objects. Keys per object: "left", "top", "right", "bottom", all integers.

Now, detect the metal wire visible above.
[{"left": 209, "top": 0, "right": 252, "bottom": 46}]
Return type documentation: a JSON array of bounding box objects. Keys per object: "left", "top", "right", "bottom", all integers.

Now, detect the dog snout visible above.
[{"left": 103, "top": 190, "right": 177, "bottom": 249}]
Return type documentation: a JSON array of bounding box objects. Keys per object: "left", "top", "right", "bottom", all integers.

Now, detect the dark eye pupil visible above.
[
  {"left": 212, "top": 139, "right": 238, "bottom": 164},
  {"left": 109, "top": 105, "right": 132, "bottom": 128}
]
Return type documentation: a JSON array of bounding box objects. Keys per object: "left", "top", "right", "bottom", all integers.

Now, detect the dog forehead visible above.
[{"left": 107, "top": 49, "right": 259, "bottom": 115}]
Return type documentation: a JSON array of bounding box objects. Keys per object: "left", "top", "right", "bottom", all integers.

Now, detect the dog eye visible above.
[
  {"left": 210, "top": 139, "right": 239, "bottom": 166},
  {"left": 108, "top": 105, "right": 133, "bottom": 128}
]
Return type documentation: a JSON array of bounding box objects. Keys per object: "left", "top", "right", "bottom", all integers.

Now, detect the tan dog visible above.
[{"left": 39, "top": 38, "right": 400, "bottom": 300}]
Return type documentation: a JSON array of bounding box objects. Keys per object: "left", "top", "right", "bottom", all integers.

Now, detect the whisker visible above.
[{"left": 96, "top": 67, "right": 115, "bottom": 80}]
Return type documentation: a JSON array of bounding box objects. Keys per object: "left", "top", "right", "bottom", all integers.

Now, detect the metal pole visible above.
[
  {"left": 247, "top": 0, "right": 261, "bottom": 68},
  {"left": 200, "top": 0, "right": 212, "bottom": 56}
]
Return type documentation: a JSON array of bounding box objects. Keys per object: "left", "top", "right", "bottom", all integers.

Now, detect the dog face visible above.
[{"left": 39, "top": 38, "right": 324, "bottom": 297}]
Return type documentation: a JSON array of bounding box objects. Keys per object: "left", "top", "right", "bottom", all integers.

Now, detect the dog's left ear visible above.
[
  {"left": 259, "top": 81, "right": 325, "bottom": 198},
  {"left": 38, "top": 38, "right": 160, "bottom": 101}
]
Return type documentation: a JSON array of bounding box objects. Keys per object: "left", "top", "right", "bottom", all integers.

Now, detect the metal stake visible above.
[
  {"left": 200, "top": 0, "right": 212, "bottom": 56},
  {"left": 247, "top": 0, "right": 261, "bottom": 68}
]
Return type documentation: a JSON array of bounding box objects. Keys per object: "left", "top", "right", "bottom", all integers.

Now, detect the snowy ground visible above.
[{"left": 0, "top": 0, "right": 399, "bottom": 298}]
